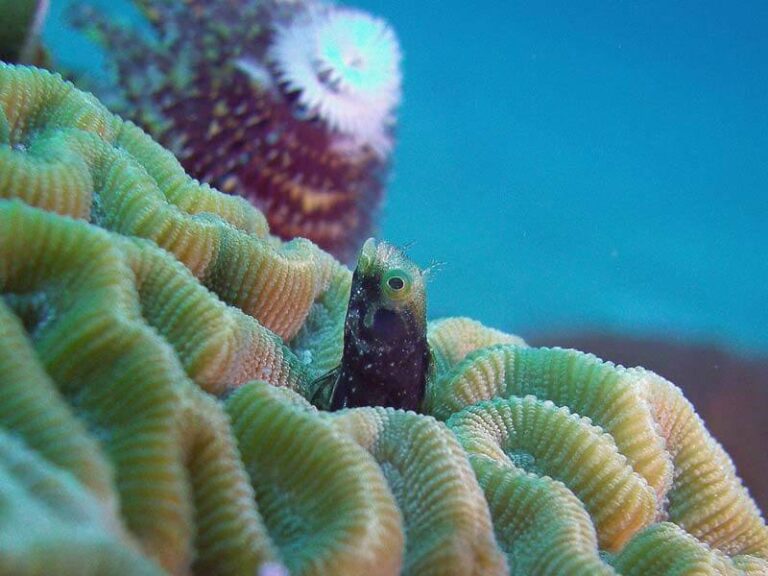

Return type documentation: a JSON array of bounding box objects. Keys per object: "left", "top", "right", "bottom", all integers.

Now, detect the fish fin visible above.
[
  {"left": 308, "top": 367, "right": 340, "bottom": 411},
  {"left": 424, "top": 346, "right": 437, "bottom": 394}
]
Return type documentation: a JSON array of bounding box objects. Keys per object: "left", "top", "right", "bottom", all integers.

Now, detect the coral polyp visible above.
[
  {"left": 1, "top": 64, "right": 767, "bottom": 575},
  {"left": 69, "top": 0, "right": 402, "bottom": 262}
]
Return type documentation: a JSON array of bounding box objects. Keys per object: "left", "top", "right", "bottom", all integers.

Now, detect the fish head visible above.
[{"left": 347, "top": 237, "right": 426, "bottom": 353}]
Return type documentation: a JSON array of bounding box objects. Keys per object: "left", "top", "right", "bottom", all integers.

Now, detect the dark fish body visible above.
[{"left": 329, "top": 238, "right": 429, "bottom": 411}]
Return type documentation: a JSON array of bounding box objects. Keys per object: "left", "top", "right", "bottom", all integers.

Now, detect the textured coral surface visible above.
[
  {"left": 1, "top": 63, "right": 767, "bottom": 576},
  {"left": 532, "top": 332, "right": 768, "bottom": 513}
]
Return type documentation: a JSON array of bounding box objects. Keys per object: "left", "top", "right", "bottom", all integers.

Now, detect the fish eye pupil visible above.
[{"left": 387, "top": 276, "right": 405, "bottom": 290}]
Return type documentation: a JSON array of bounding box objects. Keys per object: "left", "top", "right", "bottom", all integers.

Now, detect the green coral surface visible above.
[{"left": 1, "top": 63, "right": 767, "bottom": 575}]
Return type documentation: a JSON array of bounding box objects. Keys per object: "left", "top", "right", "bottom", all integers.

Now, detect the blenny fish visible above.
[
  {"left": 312, "top": 238, "right": 431, "bottom": 411},
  {"left": 69, "top": 0, "right": 402, "bottom": 263}
]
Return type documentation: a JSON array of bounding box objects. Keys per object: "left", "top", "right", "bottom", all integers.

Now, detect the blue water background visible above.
[{"left": 47, "top": 1, "right": 768, "bottom": 354}]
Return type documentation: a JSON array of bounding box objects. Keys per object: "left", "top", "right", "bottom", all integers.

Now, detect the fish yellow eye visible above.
[
  {"left": 382, "top": 269, "right": 412, "bottom": 301},
  {"left": 387, "top": 276, "right": 404, "bottom": 290}
]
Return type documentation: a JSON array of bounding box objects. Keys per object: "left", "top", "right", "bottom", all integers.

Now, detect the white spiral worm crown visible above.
[{"left": 268, "top": 5, "right": 402, "bottom": 156}]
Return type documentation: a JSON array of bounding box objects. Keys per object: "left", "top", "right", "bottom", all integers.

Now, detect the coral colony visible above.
[
  {"left": 0, "top": 62, "right": 767, "bottom": 576},
  {"left": 70, "top": 0, "right": 402, "bottom": 263}
]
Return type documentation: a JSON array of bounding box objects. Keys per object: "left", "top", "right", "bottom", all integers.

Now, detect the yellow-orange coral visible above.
[{"left": 426, "top": 341, "right": 768, "bottom": 574}]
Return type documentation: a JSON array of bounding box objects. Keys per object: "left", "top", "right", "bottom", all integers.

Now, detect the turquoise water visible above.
[{"left": 47, "top": 1, "right": 768, "bottom": 353}]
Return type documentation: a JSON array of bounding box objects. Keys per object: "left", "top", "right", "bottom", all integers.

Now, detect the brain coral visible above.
[
  {"left": 1, "top": 63, "right": 767, "bottom": 576},
  {"left": 67, "top": 0, "right": 402, "bottom": 263}
]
